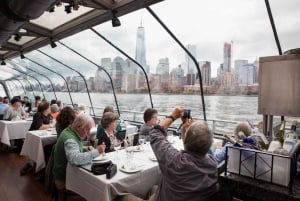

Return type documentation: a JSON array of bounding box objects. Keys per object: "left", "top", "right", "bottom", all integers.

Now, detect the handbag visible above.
[
  {"left": 106, "top": 163, "right": 117, "bottom": 179},
  {"left": 91, "top": 160, "right": 117, "bottom": 179},
  {"left": 91, "top": 160, "right": 112, "bottom": 175}
]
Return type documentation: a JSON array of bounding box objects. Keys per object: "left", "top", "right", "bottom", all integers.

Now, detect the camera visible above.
[{"left": 183, "top": 109, "right": 191, "bottom": 119}]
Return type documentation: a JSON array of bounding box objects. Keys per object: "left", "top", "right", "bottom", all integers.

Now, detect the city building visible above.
[
  {"left": 223, "top": 42, "right": 232, "bottom": 72},
  {"left": 156, "top": 58, "right": 169, "bottom": 75},
  {"left": 135, "top": 22, "right": 148, "bottom": 74},
  {"left": 238, "top": 63, "right": 256, "bottom": 86},
  {"left": 185, "top": 44, "right": 197, "bottom": 75},
  {"left": 201, "top": 61, "right": 211, "bottom": 86}
]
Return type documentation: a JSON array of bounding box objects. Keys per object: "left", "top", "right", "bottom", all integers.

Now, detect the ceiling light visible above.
[
  {"left": 50, "top": 38, "right": 57, "bottom": 48},
  {"left": 112, "top": 10, "right": 121, "bottom": 27},
  {"left": 1, "top": 59, "right": 6, "bottom": 65},
  {"left": 20, "top": 52, "right": 25, "bottom": 59}
]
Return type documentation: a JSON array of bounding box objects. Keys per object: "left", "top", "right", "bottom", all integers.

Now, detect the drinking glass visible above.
[
  {"left": 113, "top": 138, "right": 121, "bottom": 160},
  {"left": 138, "top": 135, "right": 146, "bottom": 151},
  {"left": 125, "top": 143, "right": 135, "bottom": 169},
  {"left": 145, "top": 135, "right": 151, "bottom": 150},
  {"left": 167, "top": 131, "right": 174, "bottom": 143}
]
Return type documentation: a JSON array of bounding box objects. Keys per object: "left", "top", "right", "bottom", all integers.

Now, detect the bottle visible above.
[
  {"left": 224, "top": 134, "right": 242, "bottom": 147},
  {"left": 251, "top": 132, "right": 270, "bottom": 150},
  {"left": 275, "top": 120, "right": 286, "bottom": 147},
  {"left": 248, "top": 120, "right": 269, "bottom": 150},
  {"left": 283, "top": 120, "right": 298, "bottom": 154},
  {"left": 268, "top": 121, "right": 285, "bottom": 153}
]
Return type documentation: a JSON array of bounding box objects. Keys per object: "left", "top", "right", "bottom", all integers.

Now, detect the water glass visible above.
[
  {"left": 167, "top": 131, "right": 174, "bottom": 143},
  {"left": 145, "top": 135, "right": 151, "bottom": 150},
  {"left": 138, "top": 135, "right": 146, "bottom": 151},
  {"left": 113, "top": 138, "right": 121, "bottom": 160}
]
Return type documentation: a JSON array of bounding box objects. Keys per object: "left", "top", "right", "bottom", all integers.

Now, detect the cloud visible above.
[{"left": 25, "top": 0, "right": 300, "bottom": 79}]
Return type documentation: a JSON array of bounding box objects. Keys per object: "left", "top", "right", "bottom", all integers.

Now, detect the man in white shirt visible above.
[{"left": 3, "top": 97, "right": 26, "bottom": 121}]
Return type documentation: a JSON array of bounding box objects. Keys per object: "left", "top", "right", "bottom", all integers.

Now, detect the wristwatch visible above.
[{"left": 166, "top": 115, "right": 175, "bottom": 122}]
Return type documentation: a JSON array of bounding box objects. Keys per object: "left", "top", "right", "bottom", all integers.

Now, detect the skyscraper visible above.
[
  {"left": 185, "top": 44, "right": 197, "bottom": 74},
  {"left": 135, "top": 22, "right": 148, "bottom": 74},
  {"left": 156, "top": 58, "right": 169, "bottom": 75},
  {"left": 201, "top": 61, "right": 211, "bottom": 86},
  {"left": 223, "top": 42, "right": 232, "bottom": 72}
]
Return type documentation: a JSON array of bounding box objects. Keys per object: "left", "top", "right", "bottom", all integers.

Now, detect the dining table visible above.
[
  {"left": 0, "top": 119, "right": 32, "bottom": 146},
  {"left": 20, "top": 128, "right": 57, "bottom": 172},
  {"left": 66, "top": 143, "right": 161, "bottom": 201}
]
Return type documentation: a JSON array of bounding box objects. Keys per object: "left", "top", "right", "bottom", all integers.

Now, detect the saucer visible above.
[
  {"left": 133, "top": 146, "right": 143, "bottom": 152},
  {"left": 120, "top": 165, "right": 143, "bottom": 173},
  {"left": 93, "top": 155, "right": 108, "bottom": 161}
]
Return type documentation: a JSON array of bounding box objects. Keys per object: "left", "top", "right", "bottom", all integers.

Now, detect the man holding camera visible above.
[{"left": 117, "top": 106, "right": 219, "bottom": 201}]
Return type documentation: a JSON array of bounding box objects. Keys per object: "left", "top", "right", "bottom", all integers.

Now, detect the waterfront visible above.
[{"left": 45, "top": 92, "right": 263, "bottom": 122}]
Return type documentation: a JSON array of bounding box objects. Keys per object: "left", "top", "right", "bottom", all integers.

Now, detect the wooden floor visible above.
[{"left": 0, "top": 146, "right": 86, "bottom": 201}]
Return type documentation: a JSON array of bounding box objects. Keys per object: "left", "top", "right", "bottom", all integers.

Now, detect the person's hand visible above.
[
  {"left": 87, "top": 146, "right": 94, "bottom": 151},
  {"left": 96, "top": 144, "right": 106, "bottom": 154},
  {"left": 181, "top": 118, "right": 193, "bottom": 140},
  {"left": 159, "top": 106, "right": 185, "bottom": 129},
  {"left": 171, "top": 106, "right": 185, "bottom": 119}
]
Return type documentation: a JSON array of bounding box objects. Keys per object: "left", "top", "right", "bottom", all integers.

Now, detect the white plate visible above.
[
  {"left": 119, "top": 165, "right": 143, "bottom": 173},
  {"left": 133, "top": 146, "right": 143, "bottom": 152},
  {"left": 92, "top": 155, "right": 108, "bottom": 161},
  {"left": 149, "top": 156, "right": 157, "bottom": 162}
]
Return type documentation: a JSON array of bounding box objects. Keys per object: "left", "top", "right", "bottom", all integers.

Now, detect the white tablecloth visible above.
[
  {"left": 66, "top": 136, "right": 223, "bottom": 201},
  {"left": 66, "top": 144, "right": 161, "bottom": 201},
  {"left": 0, "top": 120, "right": 32, "bottom": 146},
  {"left": 20, "top": 129, "right": 57, "bottom": 172}
]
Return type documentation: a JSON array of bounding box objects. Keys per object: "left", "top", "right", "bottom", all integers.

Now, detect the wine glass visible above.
[
  {"left": 113, "top": 138, "right": 121, "bottom": 160},
  {"left": 138, "top": 135, "right": 146, "bottom": 151}
]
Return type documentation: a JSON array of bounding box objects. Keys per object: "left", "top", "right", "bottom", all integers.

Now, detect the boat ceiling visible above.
[{"left": 0, "top": 0, "right": 164, "bottom": 60}]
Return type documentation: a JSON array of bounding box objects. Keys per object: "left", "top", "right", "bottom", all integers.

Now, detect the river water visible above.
[{"left": 46, "top": 92, "right": 264, "bottom": 123}]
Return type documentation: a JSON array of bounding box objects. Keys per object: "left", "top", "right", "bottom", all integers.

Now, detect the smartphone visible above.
[{"left": 183, "top": 109, "right": 191, "bottom": 118}]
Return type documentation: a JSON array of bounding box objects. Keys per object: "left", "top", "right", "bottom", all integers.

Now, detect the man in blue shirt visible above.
[{"left": 0, "top": 96, "right": 9, "bottom": 120}]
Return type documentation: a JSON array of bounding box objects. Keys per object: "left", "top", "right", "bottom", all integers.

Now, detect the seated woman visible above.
[
  {"left": 104, "top": 106, "right": 122, "bottom": 130},
  {"left": 97, "top": 112, "right": 122, "bottom": 153},
  {"left": 29, "top": 101, "right": 53, "bottom": 131},
  {"left": 50, "top": 104, "right": 59, "bottom": 119},
  {"left": 55, "top": 106, "right": 76, "bottom": 137}
]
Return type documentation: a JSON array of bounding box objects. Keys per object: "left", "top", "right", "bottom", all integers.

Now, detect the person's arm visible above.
[
  {"left": 64, "top": 139, "right": 101, "bottom": 166},
  {"left": 3, "top": 107, "right": 11, "bottom": 120},
  {"left": 150, "top": 106, "right": 184, "bottom": 173}
]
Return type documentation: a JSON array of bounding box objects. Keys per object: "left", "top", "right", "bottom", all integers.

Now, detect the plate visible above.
[
  {"left": 133, "top": 146, "right": 143, "bottom": 152},
  {"left": 92, "top": 155, "right": 108, "bottom": 161},
  {"left": 119, "top": 165, "right": 143, "bottom": 173},
  {"left": 149, "top": 156, "right": 157, "bottom": 162}
]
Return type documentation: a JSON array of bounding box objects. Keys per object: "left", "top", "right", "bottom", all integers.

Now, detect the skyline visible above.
[{"left": 55, "top": 0, "right": 300, "bottom": 78}]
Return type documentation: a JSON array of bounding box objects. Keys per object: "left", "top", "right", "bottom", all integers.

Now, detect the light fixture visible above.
[
  {"left": 1, "top": 59, "right": 6, "bottom": 65},
  {"left": 20, "top": 51, "right": 25, "bottom": 59},
  {"left": 112, "top": 10, "right": 121, "bottom": 27},
  {"left": 14, "top": 33, "right": 21, "bottom": 41},
  {"left": 50, "top": 38, "right": 57, "bottom": 48}
]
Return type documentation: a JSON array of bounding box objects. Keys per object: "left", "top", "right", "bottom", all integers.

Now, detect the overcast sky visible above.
[{"left": 43, "top": 0, "right": 300, "bottom": 78}]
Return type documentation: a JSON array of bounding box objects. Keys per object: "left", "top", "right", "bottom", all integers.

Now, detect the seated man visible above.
[
  {"left": 139, "top": 108, "right": 158, "bottom": 136},
  {"left": 117, "top": 106, "right": 219, "bottom": 201},
  {"left": 53, "top": 113, "right": 106, "bottom": 190},
  {"left": 22, "top": 96, "right": 32, "bottom": 113},
  {"left": 3, "top": 97, "right": 26, "bottom": 121},
  {"left": 0, "top": 96, "right": 9, "bottom": 120}
]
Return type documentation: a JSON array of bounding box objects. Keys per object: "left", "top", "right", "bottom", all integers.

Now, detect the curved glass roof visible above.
[{"left": 0, "top": 0, "right": 299, "bottom": 123}]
